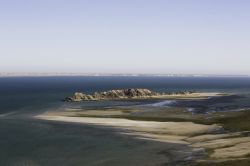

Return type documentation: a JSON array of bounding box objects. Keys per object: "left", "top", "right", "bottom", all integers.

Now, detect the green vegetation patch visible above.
[
  {"left": 210, "top": 110, "right": 250, "bottom": 132},
  {"left": 191, "top": 159, "right": 250, "bottom": 166}
]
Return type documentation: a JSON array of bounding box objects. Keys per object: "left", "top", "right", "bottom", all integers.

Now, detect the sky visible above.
[{"left": 0, "top": 0, "right": 250, "bottom": 75}]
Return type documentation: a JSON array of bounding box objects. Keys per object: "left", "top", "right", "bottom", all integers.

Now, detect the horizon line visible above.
[{"left": 0, "top": 72, "right": 249, "bottom": 78}]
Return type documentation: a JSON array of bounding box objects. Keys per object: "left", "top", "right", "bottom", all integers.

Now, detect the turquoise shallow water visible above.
[{"left": 0, "top": 76, "right": 250, "bottom": 166}]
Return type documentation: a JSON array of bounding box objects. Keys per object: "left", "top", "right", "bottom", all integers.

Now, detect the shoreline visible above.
[
  {"left": 35, "top": 113, "right": 219, "bottom": 164},
  {"left": 35, "top": 102, "right": 250, "bottom": 165},
  {"left": 36, "top": 114, "right": 220, "bottom": 142}
]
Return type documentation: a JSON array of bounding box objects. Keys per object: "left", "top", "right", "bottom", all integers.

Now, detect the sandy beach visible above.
[
  {"left": 36, "top": 114, "right": 219, "bottom": 143},
  {"left": 36, "top": 97, "right": 250, "bottom": 165}
]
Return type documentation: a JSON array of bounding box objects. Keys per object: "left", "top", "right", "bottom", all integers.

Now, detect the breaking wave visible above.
[{"left": 150, "top": 100, "right": 177, "bottom": 107}]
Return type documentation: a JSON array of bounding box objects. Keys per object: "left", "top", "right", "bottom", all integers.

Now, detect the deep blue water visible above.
[
  {"left": 0, "top": 76, "right": 250, "bottom": 166},
  {"left": 1, "top": 76, "right": 250, "bottom": 113}
]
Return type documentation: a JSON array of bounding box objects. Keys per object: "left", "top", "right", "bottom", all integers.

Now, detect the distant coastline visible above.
[{"left": 0, "top": 72, "right": 249, "bottom": 77}]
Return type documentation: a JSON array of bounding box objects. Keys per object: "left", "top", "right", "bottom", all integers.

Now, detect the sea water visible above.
[{"left": 0, "top": 76, "right": 250, "bottom": 165}]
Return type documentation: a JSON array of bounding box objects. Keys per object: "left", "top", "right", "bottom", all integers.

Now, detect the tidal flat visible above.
[
  {"left": 2, "top": 76, "right": 250, "bottom": 166},
  {"left": 37, "top": 93, "right": 250, "bottom": 166}
]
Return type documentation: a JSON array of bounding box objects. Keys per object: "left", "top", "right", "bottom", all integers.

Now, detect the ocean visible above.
[{"left": 0, "top": 76, "right": 250, "bottom": 166}]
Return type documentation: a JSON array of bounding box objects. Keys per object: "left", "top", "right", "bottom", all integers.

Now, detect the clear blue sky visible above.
[{"left": 1, "top": 0, "right": 250, "bottom": 75}]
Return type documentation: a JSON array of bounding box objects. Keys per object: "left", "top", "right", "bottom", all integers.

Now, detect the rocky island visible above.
[{"left": 64, "top": 88, "right": 196, "bottom": 101}]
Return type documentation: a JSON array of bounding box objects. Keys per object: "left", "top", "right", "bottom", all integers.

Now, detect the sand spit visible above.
[
  {"left": 36, "top": 115, "right": 219, "bottom": 137},
  {"left": 36, "top": 112, "right": 250, "bottom": 163}
]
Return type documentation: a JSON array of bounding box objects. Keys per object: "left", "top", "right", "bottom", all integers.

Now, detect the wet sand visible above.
[
  {"left": 36, "top": 104, "right": 250, "bottom": 165},
  {"left": 36, "top": 114, "right": 219, "bottom": 142}
]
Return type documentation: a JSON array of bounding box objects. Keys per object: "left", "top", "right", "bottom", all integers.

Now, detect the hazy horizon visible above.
[
  {"left": 1, "top": 72, "right": 250, "bottom": 77},
  {"left": 1, "top": 0, "right": 250, "bottom": 75}
]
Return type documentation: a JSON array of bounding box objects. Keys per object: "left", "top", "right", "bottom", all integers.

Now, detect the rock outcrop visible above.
[
  {"left": 65, "top": 88, "right": 158, "bottom": 101},
  {"left": 64, "top": 88, "right": 194, "bottom": 102}
]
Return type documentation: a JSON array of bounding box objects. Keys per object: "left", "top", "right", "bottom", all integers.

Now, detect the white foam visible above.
[{"left": 150, "top": 100, "right": 176, "bottom": 107}]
